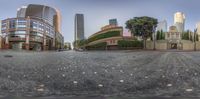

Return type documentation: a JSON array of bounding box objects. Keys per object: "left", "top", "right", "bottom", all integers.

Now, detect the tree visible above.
[
  {"left": 196, "top": 34, "right": 199, "bottom": 41},
  {"left": 160, "top": 30, "right": 165, "bottom": 40},
  {"left": 182, "top": 30, "right": 190, "bottom": 40},
  {"left": 125, "top": 16, "right": 158, "bottom": 49},
  {"left": 156, "top": 31, "right": 160, "bottom": 40},
  {"left": 73, "top": 39, "right": 88, "bottom": 49}
]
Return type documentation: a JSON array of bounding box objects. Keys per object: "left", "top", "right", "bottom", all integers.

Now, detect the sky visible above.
[{"left": 0, "top": 0, "right": 200, "bottom": 43}]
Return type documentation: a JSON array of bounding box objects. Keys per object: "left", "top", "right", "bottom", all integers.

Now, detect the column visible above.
[
  {"left": 43, "top": 35, "right": 47, "bottom": 51},
  {"left": 0, "top": 37, "right": 2, "bottom": 49},
  {"left": 25, "top": 34, "right": 30, "bottom": 50},
  {"left": 5, "top": 20, "right": 9, "bottom": 49},
  {"left": 25, "top": 18, "right": 30, "bottom": 50}
]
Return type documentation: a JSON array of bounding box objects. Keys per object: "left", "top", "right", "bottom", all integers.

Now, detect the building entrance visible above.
[
  {"left": 11, "top": 42, "right": 23, "bottom": 50},
  {"left": 171, "top": 43, "right": 177, "bottom": 49}
]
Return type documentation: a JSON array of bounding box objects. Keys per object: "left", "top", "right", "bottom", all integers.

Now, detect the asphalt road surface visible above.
[{"left": 0, "top": 50, "right": 200, "bottom": 98}]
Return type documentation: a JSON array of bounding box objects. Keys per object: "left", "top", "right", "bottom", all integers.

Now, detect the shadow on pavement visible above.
[{"left": 0, "top": 96, "right": 199, "bottom": 99}]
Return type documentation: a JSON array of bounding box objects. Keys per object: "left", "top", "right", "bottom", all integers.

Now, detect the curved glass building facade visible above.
[
  {"left": 1, "top": 4, "right": 63, "bottom": 51},
  {"left": 17, "top": 4, "right": 61, "bottom": 33}
]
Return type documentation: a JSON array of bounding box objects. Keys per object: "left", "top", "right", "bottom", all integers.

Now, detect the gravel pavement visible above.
[{"left": 0, "top": 50, "right": 200, "bottom": 98}]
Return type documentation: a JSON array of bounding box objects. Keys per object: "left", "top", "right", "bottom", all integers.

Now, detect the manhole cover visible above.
[{"left": 4, "top": 55, "right": 13, "bottom": 58}]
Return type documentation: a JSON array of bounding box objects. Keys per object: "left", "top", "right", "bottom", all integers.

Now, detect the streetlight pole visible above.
[
  {"left": 153, "top": 25, "right": 156, "bottom": 50},
  {"left": 194, "top": 29, "right": 197, "bottom": 51}
]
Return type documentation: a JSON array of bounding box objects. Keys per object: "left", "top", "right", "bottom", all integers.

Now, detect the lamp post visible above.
[
  {"left": 194, "top": 29, "right": 197, "bottom": 51},
  {"left": 153, "top": 25, "right": 156, "bottom": 50}
]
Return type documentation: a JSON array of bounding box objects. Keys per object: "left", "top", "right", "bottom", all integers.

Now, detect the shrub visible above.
[
  {"left": 118, "top": 40, "right": 143, "bottom": 49},
  {"left": 88, "top": 31, "right": 120, "bottom": 43},
  {"left": 86, "top": 42, "right": 107, "bottom": 50}
]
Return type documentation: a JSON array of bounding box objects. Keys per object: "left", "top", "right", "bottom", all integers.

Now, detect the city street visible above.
[{"left": 1, "top": 50, "right": 200, "bottom": 98}]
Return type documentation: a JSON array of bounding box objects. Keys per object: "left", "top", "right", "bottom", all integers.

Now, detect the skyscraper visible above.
[
  {"left": 0, "top": 21, "right": 1, "bottom": 49},
  {"left": 109, "top": 19, "right": 118, "bottom": 26},
  {"left": 196, "top": 22, "right": 200, "bottom": 39},
  {"left": 75, "top": 14, "right": 84, "bottom": 41},
  {"left": 174, "top": 12, "right": 185, "bottom": 33},
  {"left": 156, "top": 20, "right": 167, "bottom": 32}
]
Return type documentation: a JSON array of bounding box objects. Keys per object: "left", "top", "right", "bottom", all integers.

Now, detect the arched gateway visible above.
[{"left": 166, "top": 26, "right": 182, "bottom": 50}]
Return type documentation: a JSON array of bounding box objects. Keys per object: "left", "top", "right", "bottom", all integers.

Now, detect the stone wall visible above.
[
  {"left": 0, "top": 37, "right": 1, "bottom": 49},
  {"left": 146, "top": 41, "right": 154, "bottom": 50},
  {"left": 195, "top": 41, "right": 200, "bottom": 50},
  {"left": 146, "top": 40, "right": 167, "bottom": 50},
  {"left": 181, "top": 40, "right": 194, "bottom": 50},
  {"left": 156, "top": 40, "right": 167, "bottom": 50}
]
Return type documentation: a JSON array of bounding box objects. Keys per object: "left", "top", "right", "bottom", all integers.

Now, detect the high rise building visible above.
[
  {"left": 156, "top": 20, "right": 167, "bottom": 32},
  {"left": 75, "top": 14, "right": 84, "bottom": 41},
  {"left": 109, "top": 19, "right": 118, "bottom": 26},
  {"left": 174, "top": 12, "right": 185, "bottom": 33},
  {"left": 1, "top": 4, "right": 64, "bottom": 51},
  {"left": 0, "top": 21, "right": 1, "bottom": 49},
  {"left": 196, "top": 22, "right": 200, "bottom": 39}
]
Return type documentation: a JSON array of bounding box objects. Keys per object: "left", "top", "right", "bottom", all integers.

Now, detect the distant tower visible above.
[
  {"left": 156, "top": 20, "right": 167, "bottom": 32},
  {"left": 109, "top": 19, "right": 118, "bottom": 26},
  {"left": 17, "top": 6, "right": 27, "bottom": 17},
  {"left": 174, "top": 12, "right": 185, "bottom": 33},
  {"left": 0, "top": 21, "right": 1, "bottom": 49},
  {"left": 75, "top": 14, "right": 84, "bottom": 41},
  {"left": 196, "top": 22, "right": 200, "bottom": 39}
]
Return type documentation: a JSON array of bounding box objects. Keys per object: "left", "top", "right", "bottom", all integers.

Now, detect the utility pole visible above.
[
  {"left": 153, "top": 25, "right": 156, "bottom": 50},
  {"left": 194, "top": 29, "right": 197, "bottom": 51}
]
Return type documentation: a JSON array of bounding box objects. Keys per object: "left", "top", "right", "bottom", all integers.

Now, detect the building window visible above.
[
  {"left": 30, "top": 20, "right": 38, "bottom": 30},
  {"left": 17, "top": 24, "right": 26, "bottom": 28},
  {"left": 2, "top": 26, "right": 6, "bottom": 30},
  {"left": 10, "top": 34, "right": 25, "bottom": 38},
  {"left": 17, "top": 19, "right": 26, "bottom": 23},
  {"left": 16, "top": 19, "right": 26, "bottom": 28},
  {"left": 2, "top": 22, "right": 7, "bottom": 30},
  {"left": 30, "top": 31, "right": 43, "bottom": 37},
  {"left": 15, "top": 31, "right": 26, "bottom": 35},
  {"left": 9, "top": 20, "right": 16, "bottom": 29}
]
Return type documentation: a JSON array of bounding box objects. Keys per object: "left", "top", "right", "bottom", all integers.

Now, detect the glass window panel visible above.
[
  {"left": 9, "top": 20, "right": 16, "bottom": 29},
  {"left": 17, "top": 24, "right": 26, "bottom": 28},
  {"left": 15, "top": 31, "right": 26, "bottom": 34}
]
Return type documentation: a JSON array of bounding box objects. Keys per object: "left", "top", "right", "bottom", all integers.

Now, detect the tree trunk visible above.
[{"left": 143, "top": 38, "right": 146, "bottom": 49}]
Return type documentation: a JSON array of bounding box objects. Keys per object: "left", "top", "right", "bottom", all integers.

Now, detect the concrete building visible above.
[
  {"left": 86, "top": 20, "right": 136, "bottom": 50},
  {"left": 166, "top": 26, "right": 182, "bottom": 49},
  {"left": 174, "top": 12, "right": 185, "bottom": 33},
  {"left": 109, "top": 19, "right": 118, "bottom": 26},
  {"left": 1, "top": 4, "right": 64, "bottom": 51},
  {"left": 75, "top": 14, "right": 84, "bottom": 41},
  {"left": 156, "top": 20, "right": 167, "bottom": 32}
]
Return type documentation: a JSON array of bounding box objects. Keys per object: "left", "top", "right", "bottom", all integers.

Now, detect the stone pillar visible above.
[
  {"left": 43, "top": 35, "right": 47, "bottom": 51},
  {"left": 53, "top": 36, "right": 56, "bottom": 50},
  {"left": 25, "top": 18, "right": 30, "bottom": 50},
  {"left": 25, "top": 34, "right": 29, "bottom": 50},
  {"left": 5, "top": 36, "right": 9, "bottom": 49},
  {"left": 0, "top": 37, "right": 2, "bottom": 49}
]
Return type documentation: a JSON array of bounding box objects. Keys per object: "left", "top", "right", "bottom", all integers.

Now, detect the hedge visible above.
[
  {"left": 118, "top": 40, "right": 143, "bottom": 48},
  {"left": 88, "top": 31, "right": 120, "bottom": 43},
  {"left": 86, "top": 42, "right": 107, "bottom": 50}
]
